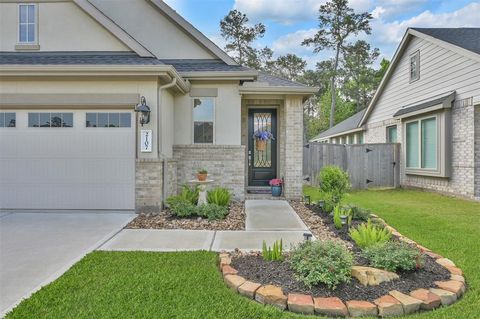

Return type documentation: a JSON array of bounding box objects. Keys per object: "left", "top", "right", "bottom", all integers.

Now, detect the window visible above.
[
  {"left": 28, "top": 113, "right": 73, "bottom": 127},
  {"left": 406, "top": 117, "right": 437, "bottom": 169},
  {"left": 348, "top": 135, "right": 354, "bottom": 144},
  {"left": 193, "top": 97, "right": 214, "bottom": 143},
  {"left": 86, "top": 113, "right": 131, "bottom": 128},
  {"left": 387, "top": 125, "right": 397, "bottom": 143},
  {"left": 19, "top": 4, "right": 36, "bottom": 43},
  {"left": 0, "top": 112, "right": 16, "bottom": 127},
  {"left": 410, "top": 51, "right": 420, "bottom": 82},
  {"left": 357, "top": 133, "right": 364, "bottom": 144}
]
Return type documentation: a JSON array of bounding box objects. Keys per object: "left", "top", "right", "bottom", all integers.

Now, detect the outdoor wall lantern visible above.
[{"left": 135, "top": 96, "right": 151, "bottom": 126}]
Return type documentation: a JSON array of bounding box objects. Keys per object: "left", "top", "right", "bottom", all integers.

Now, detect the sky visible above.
[{"left": 164, "top": 0, "right": 480, "bottom": 69}]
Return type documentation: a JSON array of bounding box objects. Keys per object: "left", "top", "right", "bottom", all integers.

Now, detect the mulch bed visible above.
[
  {"left": 127, "top": 201, "right": 245, "bottom": 231},
  {"left": 230, "top": 201, "right": 451, "bottom": 302}
]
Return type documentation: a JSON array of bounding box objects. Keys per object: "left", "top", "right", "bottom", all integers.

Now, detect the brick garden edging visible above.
[{"left": 218, "top": 215, "right": 466, "bottom": 317}]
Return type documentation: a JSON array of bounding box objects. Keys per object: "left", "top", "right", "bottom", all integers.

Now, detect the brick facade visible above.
[
  {"left": 365, "top": 102, "right": 477, "bottom": 199},
  {"left": 475, "top": 105, "right": 480, "bottom": 199},
  {"left": 284, "top": 96, "right": 304, "bottom": 199},
  {"left": 135, "top": 159, "right": 163, "bottom": 213},
  {"left": 173, "top": 145, "right": 246, "bottom": 199}
]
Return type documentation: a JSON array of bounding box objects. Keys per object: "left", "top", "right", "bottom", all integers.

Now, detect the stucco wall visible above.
[
  {"left": 0, "top": 2, "right": 129, "bottom": 52},
  {"left": 174, "top": 82, "right": 241, "bottom": 145}
]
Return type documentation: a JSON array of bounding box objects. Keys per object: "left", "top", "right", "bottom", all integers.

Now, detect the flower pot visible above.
[
  {"left": 256, "top": 139, "right": 267, "bottom": 151},
  {"left": 271, "top": 185, "right": 282, "bottom": 197},
  {"left": 197, "top": 173, "right": 207, "bottom": 181}
]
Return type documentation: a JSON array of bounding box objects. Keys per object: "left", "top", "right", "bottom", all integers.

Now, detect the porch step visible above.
[{"left": 245, "top": 194, "right": 286, "bottom": 200}]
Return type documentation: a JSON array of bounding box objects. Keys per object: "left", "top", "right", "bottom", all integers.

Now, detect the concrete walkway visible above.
[{"left": 100, "top": 200, "right": 310, "bottom": 252}]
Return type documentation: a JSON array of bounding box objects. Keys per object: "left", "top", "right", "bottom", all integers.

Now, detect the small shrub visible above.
[
  {"left": 333, "top": 205, "right": 343, "bottom": 229},
  {"left": 207, "top": 187, "right": 232, "bottom": 207},
  {"left": 197, "top": 168, "right": 208, "bottom": 174},
  {"left": 197, "top": 204, "right": 229, "bottom": 221},
  {"left": 349, "top": 220, "right": 391, "bottom": 249},
  {"left": 344, "top": 205, "right": 371, "bottom": 221},
  {"left": 363, "top": 241, "right": 424, "bottom": 272},
  {"left": 165, "top": 196, "right": 196, "bottom": 218},
  {"left": 179, "top": 184, "right": 199, "bottom": 205},
  {"left": 262, "top": 239, "right": 283, "bottom": 261},
  {"left": 289, "top": 240, "right": 353, "bottom": 289},
  {"left": 318, "top": 166, "right": 350, "bottom": 205}
]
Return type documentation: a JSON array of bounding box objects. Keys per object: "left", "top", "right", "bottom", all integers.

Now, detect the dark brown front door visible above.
[{"left": 248, "top": 108, "right": 277, "bottom": 186}]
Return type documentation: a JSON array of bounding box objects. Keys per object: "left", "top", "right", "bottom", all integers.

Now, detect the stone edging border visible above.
[{"left": 218, "top": 214, "right": 466, "bottom": 317}]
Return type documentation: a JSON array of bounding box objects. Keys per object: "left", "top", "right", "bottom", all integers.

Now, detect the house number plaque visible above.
[{"left": 140, "top": 129, "right": 153, "bottom": 153}]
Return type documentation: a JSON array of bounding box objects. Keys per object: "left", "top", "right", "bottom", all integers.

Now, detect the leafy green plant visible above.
[
  {"left": 349, "top": 220, "right": 391, "bottom": 249},
  {"left": 318, "top": 166, "right": 350, "bottom": 205},
  {"left": 165, "top": 196, "right": 196, "bottom": 218},
  {"left": 333, "top": 205, "right": 343, "bottom": 229},
  {"left": 197, "top": 168, "right": 208, "bottom": 174},
  {"left": 344, "top": 205, "right": 371, "bottom": 221},
  {"left": 262, "top": 239, "right": 283, "bottom": 261},
  {"left": 179, "top": 184, "right": 199, "bottom": 205},
  {"left": 197, "top": 204, "right": 229, "bottom": 221},
  {"left": 363, "top": 241, "right": 424, "bottom": 272},
  {"left": 289, "top": 240, "right": 353, "bottom": 289},
  {"left": 207, "top": 187, "right": 232, "bottom": 207}
]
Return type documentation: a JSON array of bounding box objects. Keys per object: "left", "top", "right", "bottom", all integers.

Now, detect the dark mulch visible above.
[
  {"left": 231, "top": 253, "right": 451, "bottom": 302},
  {"left": 127, "top": 201, "right": 245, "bottom": 230}
]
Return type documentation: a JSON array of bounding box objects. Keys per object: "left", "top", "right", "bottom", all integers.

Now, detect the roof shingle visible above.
[{"left": 412, "top": 28, "right": 480, "bottom": 55}]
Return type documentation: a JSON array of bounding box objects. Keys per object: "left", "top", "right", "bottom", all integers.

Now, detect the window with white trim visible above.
[
  {"left": 406, "top": 117, "right": 437, "bottom": 169},
  {"left": 193, "top": 97, "right": 214, "bottom": 143},
  {"left": 0, "top": 112, "right": 16, "bottom": 127},
  {"left": 86, "top": 113, "right": 131, "bottom": 128},
  {"left": 28, "top": 113, "right": 73, "bottom": 127},
  {"left": 386, "top": 125, "right": 397, "bottom": 143},
  {"left": 19, "top": 4, "right": 37, "bottom": 43},
  {"left": 410, "top": 51, "right": 420, "bottom": 82}
]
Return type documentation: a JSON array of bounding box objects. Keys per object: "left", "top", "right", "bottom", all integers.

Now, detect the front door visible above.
[{"left": 248, "top": 108, "right": 277, "bottom": 186}]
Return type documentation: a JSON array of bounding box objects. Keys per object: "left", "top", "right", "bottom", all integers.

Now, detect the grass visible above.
[
  {"left": 304, "top": 186, "right": 480, "bottom": 319},
  {"left": 6, "top": 188, "right": 479, "bottom": 318}
]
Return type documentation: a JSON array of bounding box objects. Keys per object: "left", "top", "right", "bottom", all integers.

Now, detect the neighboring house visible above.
[
  {"left": 312, "top": 28, "right": 480, "bottom": 200},
  {"left": 0, "top": 0, "right": 317, "bottom": 212},
  {"left": 310, "top": 109, "right": 366, "bottom": 144}
]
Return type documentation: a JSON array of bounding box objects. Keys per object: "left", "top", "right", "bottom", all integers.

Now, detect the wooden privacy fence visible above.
[{"left": 303, "top": 143, "right": 400, "bottom": 189}]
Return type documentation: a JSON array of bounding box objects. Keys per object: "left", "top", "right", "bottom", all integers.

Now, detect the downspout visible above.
[{"left": 158, "top": 77, "right": 177, "bottom": 209}]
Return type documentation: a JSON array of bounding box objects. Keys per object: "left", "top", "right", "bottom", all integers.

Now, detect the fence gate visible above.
[{"left": 303, "top": 143, "right": 400, "bottom": 189}]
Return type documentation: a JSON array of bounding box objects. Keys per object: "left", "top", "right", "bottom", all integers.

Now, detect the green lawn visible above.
[{"left": 7, "top": 188, "right": 480, "bottom": 319}]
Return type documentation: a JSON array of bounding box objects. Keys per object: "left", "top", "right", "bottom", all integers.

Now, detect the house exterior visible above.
[
  {"left": 0, "top": 0, "right": 317, "bottom": 212},
  {"left": 312, "top": 28, "right": 480, "bottom": 200}
]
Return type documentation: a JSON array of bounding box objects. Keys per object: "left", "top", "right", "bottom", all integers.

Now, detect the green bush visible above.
[
  {"left": 344, "top": 205, "right": 371, "bottom": 221},
  {"left": 318, "top": 166, "right": 350, "bottom": 205},
  {"left": 363, "top": 241, "right": 424, "bottom": 272},
  {"left": 333, "top": 205, "right": 343, "bottom": 229},
  {"left": 289, "top": 240, "right": 353, "bottom": 289},
  {"left": 207, "top": 187, "right": 232, "bottom": 207},
  {"left": 165, "top": 196, "right": 197, "bottom": 218},
  {"left": 197, "top": 204, "right": 229, "bottom": 221},
  {"left": 179, "top": 184, "right": 199, "bottom": 205},
  {"left": 262, "top": 239, "right": 283, "bottom": 261},
  {"left": 349, "top": 220, "right": 391, "bottom": 249}
]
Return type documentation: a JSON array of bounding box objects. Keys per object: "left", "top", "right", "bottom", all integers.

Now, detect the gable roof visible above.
[
  {"left": 147, "top": 0, "right": 237, "bottom": 65},
  {"left": 359, "top": 27, "right": 480, "bottom": 126},
  {"left": 311, "top": 109, "right": 366, "bottom": 141}
]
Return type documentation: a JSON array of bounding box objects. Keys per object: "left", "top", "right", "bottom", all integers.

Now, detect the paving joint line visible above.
[{"left": 209, "top": 231, "right": 217, "bottom": 251}]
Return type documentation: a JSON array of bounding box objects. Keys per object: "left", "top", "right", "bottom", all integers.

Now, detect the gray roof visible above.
[
  {"left": 159, "top": 59, "right": 251, "bottom": 72},
  {"left": 257, "top": 72, "right": 308, "bottom": 87},
  {"left": 0, "top": 52, "right": 164, "bottom": 65},
  {"left": 393, "top": 91, "right": 454, "bottom": 117},
  {"left": 312, "top": 109, "right": 366, "bottom": 141},
  {"left": 412, "top": 28, "right": 480, "bottom": 55}
]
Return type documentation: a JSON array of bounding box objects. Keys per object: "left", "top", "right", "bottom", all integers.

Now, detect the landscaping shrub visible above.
[
  {"left": 262, "top": 239, "right": 283, "bottom": 261},
  {"left": 289, "top": 240, "right": 353, "bottom": 289},
  {"left": 333, "top": 205, "right": 343, "bottom": 229},
  {"left": 349, "top": 220, "right": 391, "bottom": 249},
  {"left": 207, "top": 187, "right": 232, "bottom": 207},
  {"left": 344, "top": 205, "right": 371, "bottom": 221},
  {"left": 166, "top": 196, "right": 197, "bottom": 218},
  {"left": 363, "top": 241, "right": 424, "bottom": 272},
  {"left": 318, "top": 165, "right": 350, "bottom": 205},
  {"left": 197, "top": 204, "right": 229, "bottom": 221},
  {"left": 179, "top": 184, "right": 199, "bottom": 205}
]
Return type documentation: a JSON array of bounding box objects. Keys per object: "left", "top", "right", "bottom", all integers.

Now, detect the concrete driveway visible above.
[{"left": 0, "top": 211, "right": 135, "bottom": 316}]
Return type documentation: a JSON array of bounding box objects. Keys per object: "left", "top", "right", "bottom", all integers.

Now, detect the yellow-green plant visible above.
[
  {"left": 333, "top": 205, "right": 343, "bottom": 229},
  {"left": 349, "top": 220, "right": 391, "bottom": 249},
  {"left": 206, "top": 187, "right": 232, "bottom": 207},
  {"left": 262, "top": 239, "right": 283, "bottom": 261}
]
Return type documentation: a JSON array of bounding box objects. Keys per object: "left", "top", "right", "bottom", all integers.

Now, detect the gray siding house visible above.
[
  {"left": 0, "top": 0, "right": 317, "bottom": 212},
  {"left": 312, "top": 28, "right": 480, "bottom": 200}
]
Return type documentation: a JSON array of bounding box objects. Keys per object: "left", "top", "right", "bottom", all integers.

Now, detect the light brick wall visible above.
[
  {"left": 135, "top": 159, "right": 163, "bottom": 213},
  {"left": 284, "top": 96, "right": 304, "bottom": 199},
  {"left": 365, "top": 102, "right": 476, "bottom": 198},
  {"left": 173, "top": 145, "right": 246, "bottom": 199},
  {"left": 475, "top": 105, "right": 480, "bottom": 198}
]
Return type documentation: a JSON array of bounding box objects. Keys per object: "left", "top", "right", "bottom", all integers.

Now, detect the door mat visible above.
[{"left": 247, "top": 189, "right": 272, "bottom": 194}]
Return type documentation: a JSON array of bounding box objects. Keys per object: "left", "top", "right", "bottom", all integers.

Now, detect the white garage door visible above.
[{"left": 0, "top": 110, "right": 135, "bottom": 210}]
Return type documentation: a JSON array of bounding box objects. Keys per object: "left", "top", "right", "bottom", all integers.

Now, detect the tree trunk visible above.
[{"left": 330, "top": 44, "right": 341, "bottom": 128}]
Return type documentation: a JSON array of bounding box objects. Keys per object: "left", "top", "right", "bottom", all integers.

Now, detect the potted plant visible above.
[
  {"left": 253, "top": 130, "right": 274, "bottom": 151},
  {"left": 197, "top": 168, "right": 208, "bottom": 181},
  {"left": 269, "top": 178, "right": 283, "bottom": 197}
]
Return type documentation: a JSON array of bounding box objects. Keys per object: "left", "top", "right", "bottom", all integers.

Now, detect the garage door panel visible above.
[{"left": 0, "top": 110, "right": 135, "bottom": 210}]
